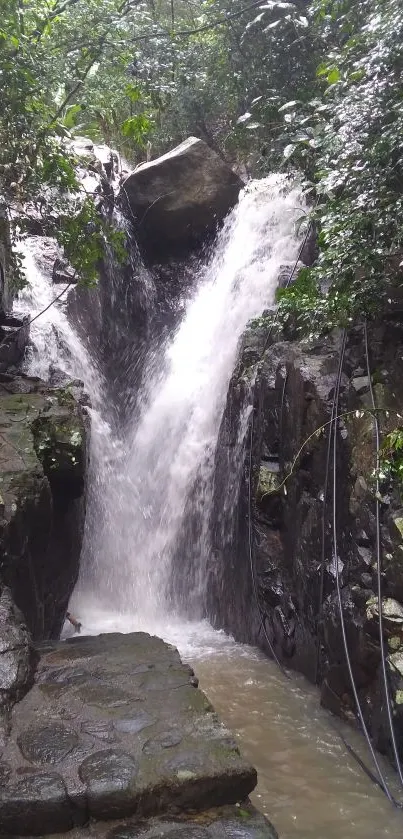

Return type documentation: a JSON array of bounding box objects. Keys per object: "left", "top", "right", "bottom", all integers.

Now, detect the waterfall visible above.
[
  {"left": 17, "top": 176, "right": 304, "bottom": 641},
  {"left": 15, "top": 236, "right": 105, "bottom": 408},
  {"left": 72, "top": 175, "right": 304, "bottom": 630}
]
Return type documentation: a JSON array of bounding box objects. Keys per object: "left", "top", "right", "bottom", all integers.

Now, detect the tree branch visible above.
[{"left": 130, "top": 0, "right": 268, "bottom": 43}]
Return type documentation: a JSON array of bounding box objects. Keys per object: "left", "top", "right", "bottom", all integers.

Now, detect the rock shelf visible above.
[{"left": 0, "top": 632, "right": 277, "bottom": 838}]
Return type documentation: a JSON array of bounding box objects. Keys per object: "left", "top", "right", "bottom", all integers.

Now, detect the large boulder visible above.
[{"left": 119, "top": 137, "right": 243, "bottom": 261}]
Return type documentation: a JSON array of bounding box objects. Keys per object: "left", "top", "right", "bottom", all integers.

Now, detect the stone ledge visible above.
[
  {"left": 0, "top": 803, "right": 278, "bottom": 839},
  {"left": 0, "top": 633, "right": 258, "bottom": 835}
]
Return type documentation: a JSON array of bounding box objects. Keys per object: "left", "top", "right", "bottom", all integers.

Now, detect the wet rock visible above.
[
  {"left": 52, "top": 257, "right": 77, "bottom": 285},
  {"left": 142, "top": 731, "right": 183, "bottom": 755},
  {"left": 37, "top": 665, "right": 89, "bottom": 687},
  {"left": 0, "top": 207, "right": 12, "bottom": 313},
  {"left": 0, "top": 376, "right": 89, "bottom": 639},
  {"left": 389, "top": 650, "right": 403, "bottom": 677},
  {"left": 119, "top": 138, "right": 243, "bottom": 262},
  {"left": 351, "top": 375, "right": 370, "bottom": 394},
  {"left": 211, "top": 817, "right": 278, "bottom": 839},
  {"left": 78, "top": 684, "right": 133, "bottom": 709},
  {"left": 0, "top": 587, "right": 36, "bottom": 707},
  {"left": 0, "top": 312, "right": 30, "bottom": 373},
  {"left": 113, "top": 714, "right": 156, "bottom": 734},
  {"left": 0, "top": 633, "right": 257, "bottom": 834},
  {"left": 104, "top": 807, "right": 278, "bottom": 839},
  {"left": 17, "top": 723, "right": 78, "bottom": 764},
  {"left": 32, "top": 406, "right": 86, "bottom": 499},
  {"left": 366, "top": 596, "right": 403, "bottom": 631},
  {"left": 0, "top": 760, "right": 11, "bottom": 782},
  {"left": 79, "top": 749, "right": 139, "bottom": 819},
  {"left": 207, "top": 319, "right": 403, "bottom": 764},
  {"left": 0, "top": 770, "right": 73, "bottom": 834},
  {"left": 81, "top": 721, "right": 116, "bottom": 742},
  {"left": 277, "top": 262, "right": 304, "bottom": 289},
  {"left": 141, "top": 669, "right": 194, "bottom": 691}
]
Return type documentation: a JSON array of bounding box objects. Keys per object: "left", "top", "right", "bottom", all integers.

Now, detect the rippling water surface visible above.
[{"left": 66, "top": 604, "right": 403, "bottom": 839}]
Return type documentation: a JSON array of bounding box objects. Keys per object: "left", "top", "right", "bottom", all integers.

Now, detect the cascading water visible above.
[
  {"left": 15, "top": 236, "right": 105, "bottom": 406},
  {"left": 70, "top": 176, "right": 305, "bottom": 627},
  {"left": 17, "top": 175, "right": 403, "bottom": 839}
]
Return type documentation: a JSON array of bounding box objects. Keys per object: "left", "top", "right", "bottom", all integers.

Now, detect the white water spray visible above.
[
  {"left": 71, "top": 176, "right": 305, "bottom": 628},
  {"left": 15, "top": 236, "right": 104, "bottom": 407},
  {"left": 16, "top": 177, "right": 304, "bottom": 638}
]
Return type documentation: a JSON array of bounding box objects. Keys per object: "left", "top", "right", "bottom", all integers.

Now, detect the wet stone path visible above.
[{"left": 0, "top": 633, "right": 277, "bottom": 838}]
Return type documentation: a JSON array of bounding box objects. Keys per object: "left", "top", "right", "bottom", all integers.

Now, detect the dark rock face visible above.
[
  {"left": 209, "top": 318, "right": 403, "bottom": 764},
  {"left": 119, "top": 138, "right": 243, "bottom": 262},
  {"left": 0, "top": 375, "right": 89, "bottom": 640},
  {"left": 0, "top": 586, "right": 36, "bottom": 708},
  {"left": 0, "top": 313, "right": 30, "bottom": 373},
  {"left": 52, "top": 257, "right": 77, "bottom": 285},
  {"left": 0, "top": 207, "right": 12, "bottom": 314}
]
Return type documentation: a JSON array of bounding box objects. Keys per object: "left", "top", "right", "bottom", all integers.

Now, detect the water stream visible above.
[{"left": 18, "top": 176, "right": 403, "bottom": 838}]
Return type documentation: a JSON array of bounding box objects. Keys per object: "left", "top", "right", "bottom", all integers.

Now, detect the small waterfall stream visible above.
[{"left": 17, "top": 177, "right": 403, "bottom": 838}]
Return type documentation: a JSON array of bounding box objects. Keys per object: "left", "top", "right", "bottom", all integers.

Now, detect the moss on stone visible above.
[
  {"left": 32, "top": 414, "right": 84, "bottom": 479},
  {"left": 393, "top": 517, "right": 403, "bottom": 540},
  {"left": 388, "top": 636, "right": 402, "bottom": 652},
  {"left": 388, "top": 651, "right": 403, "bottom": 677},
  {"left": 256, "top": 465, "right": 280, "bottom": 502}
]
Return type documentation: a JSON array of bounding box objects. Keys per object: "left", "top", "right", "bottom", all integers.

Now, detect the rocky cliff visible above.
[
  {"left": 0, "top": 195, "right": 90, "bottom": 654},
  {"left": 0, "top": 375, "right": 89, "bottom": 641},
  {"left": 210, "top": 314, "right": 403, "bottom": 764}
]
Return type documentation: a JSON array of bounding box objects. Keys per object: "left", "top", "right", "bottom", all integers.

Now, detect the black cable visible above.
[
  {"left": 332, "top": 330, "right": 397, "bottom": 806},
  {"left": 0, "top": 280, "right": 74, "bottom": 351},
  {"left": 246, "top": 202, "right": 402, "bottom": 798},
  {"left": 314, "top": 332, "right": 398, "bottom": 796},
  {"left": 278, "top": 369, "right": 288, "bottom": 452},
  {"left": 363, "top": 319, "right": 403, "bottom": 788},
  {"left": 329, "top": 718, "right": 386, "bottom": 793},
  {"left": 314, "top": 367, "right": 338, "bottom": 684},
  {"left": 245, "top": 207, "right": 313, "bottom": 678},
  {"left": 248, "top": 407, "right": 289, "bottom": 678}
]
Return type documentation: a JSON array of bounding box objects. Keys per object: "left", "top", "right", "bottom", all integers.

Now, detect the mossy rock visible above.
[
  {"left": 256, "top": 465, "right": 280, "bottom": 502},
  {"left": 32, "top": 413, "right": 85, "bottom": 498},
  {"left": 391, "top": 512, "right": 403, "bottom": 542}
]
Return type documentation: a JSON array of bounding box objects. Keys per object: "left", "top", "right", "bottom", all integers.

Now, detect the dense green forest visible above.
[{"left": 1, "top": 0, "right": 402, "bottom": 328}]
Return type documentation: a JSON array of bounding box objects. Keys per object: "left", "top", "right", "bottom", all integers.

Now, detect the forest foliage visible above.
[{"left": 0, "top": 0, "right": 402, "bottom": 320}]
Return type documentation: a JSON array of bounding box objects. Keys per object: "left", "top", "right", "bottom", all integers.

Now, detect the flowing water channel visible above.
[{"left": 18, "top": 176, "right": 403, "bottom": 838}]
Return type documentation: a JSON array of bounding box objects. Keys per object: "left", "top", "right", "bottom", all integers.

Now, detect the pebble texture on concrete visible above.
[{"left": 0, "top": 633, "right": 260, "bottom": 836}]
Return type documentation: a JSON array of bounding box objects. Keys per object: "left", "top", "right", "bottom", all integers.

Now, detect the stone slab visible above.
[
  {"left": 0, "top": 633, "right": 257, "bottom": 835},
  {"left": 0, "top": 803, "right": 278, "bottom": 839}
]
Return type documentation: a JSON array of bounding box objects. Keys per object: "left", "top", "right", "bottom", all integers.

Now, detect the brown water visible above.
[
  {"left": 72, "top": 608, "right": 403, "bottom": 839},
  {"left": 193, "top": 649, "right": 403, "bottom": 839}
]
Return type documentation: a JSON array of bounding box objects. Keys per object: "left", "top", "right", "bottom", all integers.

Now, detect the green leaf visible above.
[
  {"left": 63, "top": 104, "right": 83, "bottom": 129},
  {"left": 283, "top": 143, "right": 297, "bottom": 160},
  {"left": 121, "top": 114, "right": 151, "bottom": 143},
  {"left": 125, "top": 84, "right": 142, "bottom": 103},
  {"left": 327, "top": 68, "right": 340, "bottom": 84}
]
